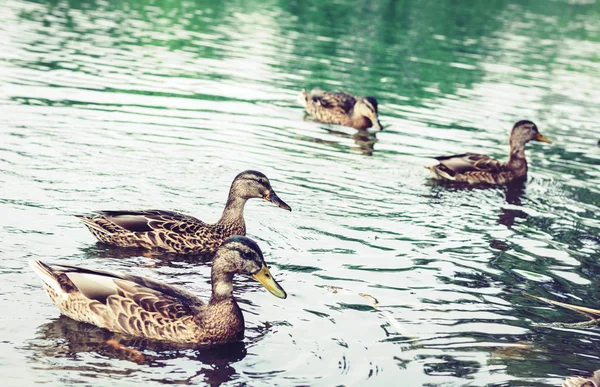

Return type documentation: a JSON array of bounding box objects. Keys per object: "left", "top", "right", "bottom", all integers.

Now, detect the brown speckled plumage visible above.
[
  {"left": 30, "top": 236, "right": 287, "bottom": 345},
  {"left": 563, "top": 370, "right": 600, "bottom": 387},
  {"left": 76, "top": 170, "right": 291, "bottom": 254},
  {"left": 426, "top": 120, "right": 551, "bottom": 185},
  {"left": 299, "top": 88, "right": 383, "bottom": 130}
]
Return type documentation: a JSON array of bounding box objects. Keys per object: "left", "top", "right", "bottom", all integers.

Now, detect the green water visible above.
[{"left": 1, "top": 0, "right": 599, "bottom": 385}]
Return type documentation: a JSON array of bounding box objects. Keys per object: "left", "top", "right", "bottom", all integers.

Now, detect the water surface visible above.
[{"left": 1, "top": 0, "right": 600, "bottom": 385}]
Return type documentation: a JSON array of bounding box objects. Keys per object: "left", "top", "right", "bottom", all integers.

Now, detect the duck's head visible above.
[
  {"left": 510, "top": 120, "right": 551, "bottom": 146},
  {"left": 215, "top": 236, "right": 287, "bottom": 299},
  {"left": 230, "top": 170, "right": 291, "bottom": 211},
  {"left": 356, "top": 96, "right": 383, "bottom": 130}
]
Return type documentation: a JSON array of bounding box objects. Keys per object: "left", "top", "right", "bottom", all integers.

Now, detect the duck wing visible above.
[
  {"left": 30, "top": 261, "right": 204, "bottom": 322},
  {"left": 310, "top": 90, "right": 357, "bottom": 113},
  {"left": 94, "top": 210, "right": 208, "bottom": 234},
  {"left": 434, "top": 153, "right": 504, "bottom": 176},
  {"left": 31, "top": 260, "right": 205, "bottom": 340},
  {"left": 36, "top": 261, "right": 203, "bottom": 309}
]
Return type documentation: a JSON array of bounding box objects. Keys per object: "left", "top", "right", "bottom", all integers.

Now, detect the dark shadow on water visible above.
[
  {"left": 426, "top": 178, "right": 529, "bottom": 229},
  {"left": 498, "top": 181, "right": 528, "bottom": 229},
  {"left": 299, "top": 115, "right": 379, "bottom": 156},
  {"left": 79, "top": 243, "right": 150, "bottom": 260},
  {"left": 324, "top": 127, "right": 378, "bottom": 156},
  {"left": 79, "top": 243, "right": 215, "bottom": 269},
  {"left": 503, "top": 180, "right": 527, "bottom": 206},
  {"left": 23, "top": 316, "right": 247, "bottom": 386}
]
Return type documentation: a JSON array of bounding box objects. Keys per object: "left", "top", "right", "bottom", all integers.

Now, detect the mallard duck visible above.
[
  {"left": 30, "top": 236, "right": 287, "bottom": 345},
  {"left": 299, "top": 88, "right": 383, "bottom": 130},
  {"left": 76, "top": 170, "right": 291, "bottom": 254},
  {"left": 426, "top": 120, "right": 551, "bottom": 185},
  {"left": 563, "top": 370, "right": 600, "bottom": 387}
]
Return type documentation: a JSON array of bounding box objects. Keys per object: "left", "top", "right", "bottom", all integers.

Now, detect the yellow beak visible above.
[
  {"left": 252, "top": 265, "right": 287, "bottom": 299},
  {"left": 536, "top": 133, "right": 552, "bottom": 143}
]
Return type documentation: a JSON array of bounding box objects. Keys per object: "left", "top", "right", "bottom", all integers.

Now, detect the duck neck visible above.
[
  {"left": 506, "top": 141, "right": 528, "bottom": 177},
  {"left": 350, "top": 109, "right": 370, "bottom": 130},
  {"left": 210, "top": 267, "right": 235, "bottom": 304},
  {"left": 205, "top": 263, "right": 245, "bottom": 341},
  {"left": 217, "top": 191, "right": 247, "bottom": 233}
]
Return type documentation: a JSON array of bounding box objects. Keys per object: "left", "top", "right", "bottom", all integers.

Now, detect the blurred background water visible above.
[{"left": 1, "top": 0, "right": 599, "bottom": 385}]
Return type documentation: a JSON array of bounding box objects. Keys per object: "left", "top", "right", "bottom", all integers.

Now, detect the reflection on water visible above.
[
  {"left": 78, "top": 243, "right": 215, "bottom": 268},
  {"left": 1, "top": 0, "right": 600, "bottom": 385},
  {"left": 426, "top": 180, "right": 530, "bottom": 230},
  {"left": 325, "top": 128, "right": 379, "bottom": 156},
  {"left": 303, "top": 122, "right": 380, "bottom": 156},
  {"left": 498, "top": 182, "right": 529, "bottom": 229},
  {"left": 26, "top": 316, "right": 247, "bottom": 386}
]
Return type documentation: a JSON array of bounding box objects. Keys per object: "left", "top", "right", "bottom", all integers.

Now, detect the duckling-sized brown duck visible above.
[
  {"left": 299, "top": 88, "right": 383, "bottom": 130},
  {"left": 426, "top": 120, "right": 551, "bottom": 185},
  {"left": 30, "top": 236, "right": 287, "bottom": 345},
  {"left": 76, "top": 170, "right": 291, "bottom": 254}
]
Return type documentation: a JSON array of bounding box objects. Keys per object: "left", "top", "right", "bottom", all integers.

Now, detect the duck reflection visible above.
[
  {"left": 79, "top": 243, "right": 153, "bottom": 260},
  {"left": 323, "top": 127, "right": 379, "bottom": 156},
  {"left": 497, "top": 180, "right": 528, "bottom": 228},
  {"left": 79, "top": 243, "right": 214, "bottom": 269},
  {"left": 301, "top": 115, "right": 379, "bottom": 156},
  {"left": 26, "top": 316, "right": 246, "bottom": 386},
  {"left": 427, "top": 178, "right": 529, "bottom": 229}
]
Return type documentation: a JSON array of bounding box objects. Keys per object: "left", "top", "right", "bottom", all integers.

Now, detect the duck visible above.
[
  {"left": 29, "top": 236, "right": 287, "bottom": 345},
  {"left": 426, "top": 120, "right": 551, "bottom": 185},
  {"left": 299, "top": 88, "right": 383, "bottom": 130},
  {"left": 75, "top": 170, "right": 291, "bottom": 254}
]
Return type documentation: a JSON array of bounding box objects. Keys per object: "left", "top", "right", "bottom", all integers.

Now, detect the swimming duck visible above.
[
  {"left": 30, "top": 236, "right": 287, "bottom": 345},
  {"left": 299, "top": 88, "right": 383, "bottom": 130},
  {"left": 76, "top": 170, "right": 291, "bottom": 254},
  {"left": 426, "top": 120, "right": 551, "bottom": 185}
]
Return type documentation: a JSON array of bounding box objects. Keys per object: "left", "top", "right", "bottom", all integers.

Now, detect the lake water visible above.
[{"left": 1, "top": 0, "right": 599, "bottom": 385}]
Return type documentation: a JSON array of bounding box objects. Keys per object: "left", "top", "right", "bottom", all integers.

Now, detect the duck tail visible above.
[
  {"left": 74, "top": 215, "right": 110, "bottom": 234},
  {"left": 426, "top": 165, "right": 455, "bottom": 181},
  {"left": 298, "top": 89, "right": 308, "bottom": 107},
  {"left": 29, "top": 260, "right": 64, "bottom": 295}
]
